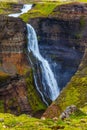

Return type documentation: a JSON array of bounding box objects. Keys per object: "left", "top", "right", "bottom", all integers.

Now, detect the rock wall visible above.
[
  {"left": 29, "top": 3, "right": 87, "bottom": 90},
  {"left": 0, "top": 15, "right": 27, "bottom": 75},
  {"left": 0, "top": 15, "right": 46, "bottom": 116},
  {"left": 40, "top": 3, "right": 87, "bottom": 118},
  {"left": 0, "top": 77, "right": 32, "bottom": 115}
]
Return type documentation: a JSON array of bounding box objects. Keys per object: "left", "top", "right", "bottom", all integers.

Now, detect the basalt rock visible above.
[
  {"left": 40, "top": 3, "right": 87, "bottom": 118},
  {"left": 29, "top": 3, "right": 87, "bottom": 90}
]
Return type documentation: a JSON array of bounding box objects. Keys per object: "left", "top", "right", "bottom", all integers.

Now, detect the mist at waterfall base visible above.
[{"left": 27, "top": 24, "right": 59, "bottom": 104}]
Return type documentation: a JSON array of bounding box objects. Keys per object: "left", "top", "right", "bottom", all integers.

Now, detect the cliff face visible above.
[
  {"left": 0, "top": 15, "right": 30, "bottom": 114},
  {"left": 0, "top": 15, "right": 27, "bottom": 75},
  {"left": 0, "top": 2, "right": 87, "bottom": 117},
  {"left": 0, "top": 15, "right": 46, "bottom": 116},
  {"left": 29, "top": 3, "right": 87, "bottom": 90},
  {"left": 39, "top": 3, "right": 87, "bottom": 118}
]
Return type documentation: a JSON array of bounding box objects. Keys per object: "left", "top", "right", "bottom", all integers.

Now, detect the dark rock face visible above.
[
  {"left": 29, "top": 15, "right": 86, "bottom": 90},
  {"left": 40, "top": 3, "right": 87, "bottom": 119}
]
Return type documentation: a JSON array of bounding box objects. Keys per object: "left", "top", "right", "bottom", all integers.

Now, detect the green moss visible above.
[
  {"left": 0, "top": 73, "right": 10, "bottom": 84},
  {"left": 7, "top": 97, "right": 21, "bottom": 114},
  {"left": 80, "top": 105, "right": 87, "bottom": 113},
  {"left": 56, "top": 75, "right": 87, "bottom": 111},
  {"left": 0, "top": 100, "right": 4, "bottom": 113},
  {"left": 80, "top": 17, "right": 86, "bottom": 28},
  {"left": 75, "top": 33, "right": 82, "bottom": 39},
  {"left": 54, "top": 65, "right": 87, "bottom": 117},
  {"left": 20, "top": 3, "right": 58, "bottom": 22},
  {"left": 25, "top": 69, "right": 47, "bottom": 113},
  {"left": 0, "top": 112, "right": 86, "bottom": 130},
  {"left": 0, "top": 2, "right": 12, "bottom": 14}
]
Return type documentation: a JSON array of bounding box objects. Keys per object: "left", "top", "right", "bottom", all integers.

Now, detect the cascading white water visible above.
[
  {"left": 8, "top": 3, "right": 59, "bottom": 103},
  {"left": 27, "top": 24, "right": 59, "bottom": 101},
  {"left": 8, "top": 4, "right": 32, "bottom": 17}
]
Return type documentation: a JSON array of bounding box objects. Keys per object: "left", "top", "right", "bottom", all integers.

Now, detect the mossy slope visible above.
[
  {"left": 25, "top": 69, "right": 47, "bottom": 114},
  {"left": 0, "top": 110, "right": 87, "bottom": 130},
  {"left": 20, "top": 3, "right": 58, "bottom": 22},
  {"left": 55, "top": 49, "right": 87, "bottom": 111},
  {"left": 43, "top": 49, "right": 87, "bottom": 118}
]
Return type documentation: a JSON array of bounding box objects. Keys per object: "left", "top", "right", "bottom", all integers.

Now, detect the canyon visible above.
[{"left": 0, "top": 2, "right": 87, "bottom": 119}]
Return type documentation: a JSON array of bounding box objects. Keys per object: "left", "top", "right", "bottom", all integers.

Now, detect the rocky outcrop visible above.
[{"left": 59, "top": 105, "right": 85, "bottom": 120}]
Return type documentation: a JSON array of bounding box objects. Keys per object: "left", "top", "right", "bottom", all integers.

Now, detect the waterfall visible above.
[
  {"left": 27, "top": 24, "right": 59, "bottom": 102},
  {"left": 8, "top": 4, "right": 32, "bottom": 17},
  {"left": 8, "top": 3, "right": 59, "bottom": 104}
]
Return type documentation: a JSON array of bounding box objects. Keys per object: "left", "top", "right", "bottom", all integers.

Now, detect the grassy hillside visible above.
[
  {"left": 0, "top": 2, "right": 12, "bottom": 14},
  {"left": 20, "top": 3, "right": 58, "bottom": 22},
  {"left": 0, "top": 106, "right": 86, "bottom": 130},
  {"left": 20, "top": 0, "right": 87, "bottom": 22}
]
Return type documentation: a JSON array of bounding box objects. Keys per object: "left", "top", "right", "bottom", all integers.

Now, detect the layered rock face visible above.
[
  {"left": 0, "top": 15, "right": 30, "bottom": 114},
  {"left": 0, "top": 77, "right": 32, "bottom": 115},
  {"left": 0, "top": 15, "right": 27, "bottom": 74},
  {"left": 29, "top": 3, "right": 87, "bottom": 90}
]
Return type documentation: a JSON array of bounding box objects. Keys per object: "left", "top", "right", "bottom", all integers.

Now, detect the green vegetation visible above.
[
  {"left": 0, "top": 111, "right": 86, "bottom": 130},
  {"left": 20, "top": 3, "right": 58, "bottom": 22},
  {"left": 75, "top": 17, "right": 86, "bottom": 39},
  {"left": 80, "top": 17, "right": 86, "bottom": 28},
  {"left": 52, "top": 48, "right": 87, "bottom": 117},
  {"left": 0, "top": 0, "right": 17, "bottom": 2},
  {"left": 0, "top": 2, "right": 13, "bottom": 14},
  {"left": 0, "top": 72, "right": 10, "bottom": 84},
  {"left": 0, "top": 101, "right": 4, "bottom": 113},
  {"left": 75, "top": 33, "right": 82, "bottom": 39},
  {"left": 20, "top": 0, "right": 87, "bottom": 22},
  {"left": 25, "top": 69, "right": 46, "bottom": 113},
  {"left": 55, "top": 73, "right": 87, "bottom": 114},
  {"left": 79, "top": 0, "right": 87, "bottom": 2}
]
